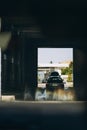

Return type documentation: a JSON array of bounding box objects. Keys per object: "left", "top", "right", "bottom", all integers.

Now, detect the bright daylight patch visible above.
[{"left": 36, "top": 48, "right": 74, "bottom": 101}]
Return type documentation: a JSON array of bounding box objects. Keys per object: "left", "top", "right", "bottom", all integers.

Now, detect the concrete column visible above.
[
  {"left": 0, "top": 48, "right": 1, "bottom": 98},
  {"left": 0, "top": 18, "right": 1, "bottom": 98},
  {"left": 0, "top": 18, "right": 1, "bottom": 32}
]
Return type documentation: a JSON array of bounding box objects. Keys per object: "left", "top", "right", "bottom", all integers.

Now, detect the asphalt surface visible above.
[
  {"left": 0, "top": 101, "right": 87, "bottom": 130},
  {"left": 0, "top": 85, "right": 86, "bottom": 130}
]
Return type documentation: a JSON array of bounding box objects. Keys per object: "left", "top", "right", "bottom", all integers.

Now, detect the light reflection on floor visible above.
[{"left": 35, "top": 87, "right": 76, "bottom": 101}]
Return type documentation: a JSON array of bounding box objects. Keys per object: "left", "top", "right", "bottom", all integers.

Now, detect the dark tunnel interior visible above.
[{"left": 0, "top": 1, "right": 87, "bottom": 130}]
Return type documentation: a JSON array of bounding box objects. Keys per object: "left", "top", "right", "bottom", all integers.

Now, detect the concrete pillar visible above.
[
  {"left": 0, "top": 18, "right": 1, "bottom": 98},
  {"left": 0, "top": 48, "right": 1, "bottom": 98},
  {"left": 0, "top": 18, "right": 1, "bottom": 32}
]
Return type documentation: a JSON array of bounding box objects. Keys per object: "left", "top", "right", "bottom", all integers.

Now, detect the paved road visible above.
[
  {"left": 0, "top": 101, "right": 87, "bottom": 130},
  {"left": 36, "top": 83, "right": 74, "bottom": 101},
  {"left": 38, "top": 82, "right": 73, "bottom": 88}
]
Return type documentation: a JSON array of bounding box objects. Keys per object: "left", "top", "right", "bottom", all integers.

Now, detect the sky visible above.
[{"left": 38, "top": 48, "right": 73, "bottom": 64}]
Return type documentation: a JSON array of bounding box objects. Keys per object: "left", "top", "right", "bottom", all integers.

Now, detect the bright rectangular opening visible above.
[{"left": 36, "top": 48, "right": 74, "bottom": 101}]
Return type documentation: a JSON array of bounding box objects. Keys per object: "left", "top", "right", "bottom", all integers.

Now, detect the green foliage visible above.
[
  {"left": 69, "top": 61, "right": 73, "bottom": 68},
  {"left": 61, "top": 67, "right": 69, "bottom": 75},
  {"left": 61, "top": 61, "right": 73, "bottom": 82},
  {"left": 67, "top": 74, "right": 73, "bottom": 82},
  {"left": 61, "top": 61, "right": 73, "bottom": 75}
]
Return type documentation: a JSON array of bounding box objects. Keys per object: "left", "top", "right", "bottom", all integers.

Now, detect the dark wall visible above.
[
  {"left": 1, "top": 0, "right": 87, "bottom": 100},
  {"left": 1, "top": 33, "right": 24, "bottom": 95},
  {"left": 1, "top": 29, "right": 87, "bottom": 101},
  {"left": 1, "top": 32, "right": 37, "bottom": 100}
]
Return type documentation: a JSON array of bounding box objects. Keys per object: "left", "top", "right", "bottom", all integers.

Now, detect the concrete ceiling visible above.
[{"left": 0, "top": 1, "right": 87, "bottom": 40}]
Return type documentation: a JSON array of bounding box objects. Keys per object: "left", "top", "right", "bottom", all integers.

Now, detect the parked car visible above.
[
  {"left": 46, "top": 71, "right": 64, "bottom": 91},
  {"left": 49, "top": 71, "right": 59, "bottom": 76}
]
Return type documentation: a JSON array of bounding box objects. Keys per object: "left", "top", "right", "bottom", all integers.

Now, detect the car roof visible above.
[{"left": 50, "top": 71, "right": 59, "bottom": 76}]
